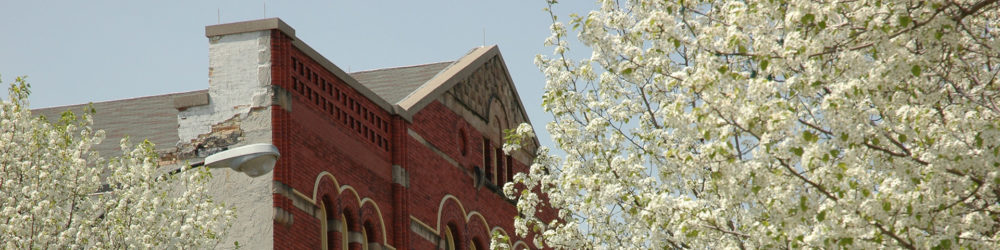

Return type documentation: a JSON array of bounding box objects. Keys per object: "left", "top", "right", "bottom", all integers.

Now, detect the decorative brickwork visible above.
[
  {"left": 442, "top": 55, "right": 540, "bottom": 163},
  {"left": 287, "top": 48, "right": 392, "bottom": 153},
  {"left": 447, "top": 57, "right": 529, "bottom": 129}
]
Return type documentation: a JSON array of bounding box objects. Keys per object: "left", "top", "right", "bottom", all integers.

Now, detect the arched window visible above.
[
  {"left": 442, "top": 223, "right": 461, "bottom": 250},
  {"left": 363, "top": 221, "right": 377, "bottom": 249},
  {"left": 470, "top": 237, "right": 485, "bottom": 250},
  {"left": 340, "top": 214, "right": 349, "bottom": 250},
  {"left": 321, "top": 197, "right": 343, "bottom": 250},
  {"left": 361, "top": 224, "right": 369, "bottom": 250},
  {"left": 341, "top": 210, "right": 352, "bottom": 250},
  {"left": 319, "top": 200, "right": 329, "bottom": 250}
]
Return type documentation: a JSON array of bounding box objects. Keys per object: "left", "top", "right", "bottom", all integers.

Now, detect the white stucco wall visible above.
[
  {"left": 175, "top": 30, "right": 275, "bottom": 249},
  {"left": 179, "top": 30, "right": 273, "bottom": 143}
]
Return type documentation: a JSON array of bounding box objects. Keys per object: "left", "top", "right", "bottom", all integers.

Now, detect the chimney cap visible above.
[{"left": 205, "top": 17, "right": 295, "bottom": 38}]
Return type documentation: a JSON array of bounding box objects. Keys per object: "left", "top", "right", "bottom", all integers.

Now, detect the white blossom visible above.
[
  {"left": 500, "top": 0, "right": 1000, "bottom": 249},
  {"left": 0, "top": 78, "right": 233, "bottom": 248}
]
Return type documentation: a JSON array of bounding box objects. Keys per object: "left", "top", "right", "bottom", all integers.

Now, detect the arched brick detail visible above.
[
  {"left": 455, "top": 117, "right": 472, "bottom": 159},
  {"left": 485, "top": 95, "right": 509, "bottom": 142},
  {"left": 315, "top": 177, "right": 341, "bottom": 208},
  {"left": 464, "top": 212, "right": 490, "bottom": 250},
  {"left": 437, "top": 196, "right": 467, "bottom": 230},
  {"left": 437, "top": 196, "right": 468, "bottom": 249},
  {"left": 337, "top": 187, "right": 362, "bottom": 232},
  {"left": 358, "top": 200, "right": 387, "bottom": 245}
]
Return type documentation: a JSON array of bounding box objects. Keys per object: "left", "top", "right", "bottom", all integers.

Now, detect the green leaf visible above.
[
  {"left": 791, "top": 147, "right": 804, "bottom": 156},
  {"left": 816, "top": 210, "right": 826, "bottom": 222},
  {"left": 911, "top": 65, "right": 922, "bottom": 77},
  {"left": 932, "top": 239, "right": 951, "bottom": 250},
  {"left": 801, "top": 13, "right": 815, "bottom": 24},
  {"left": 817, "top": 21, "right": 826, "bottom": 30},
  {"left": 898, "top": 134, "right": 907, "bottom": 143},
  {"left": 799, "top": 196, "right": 808, "bottom": 211},
  {"left": 838, "top": 237, "right": 854, "bottom": 246},
  {"left": 899, "top": 15, "right": 912, "bottom": 27},
  {"left": 760, "top": 60, "right": 770, "bottom": 71},
  {"left": 686, "top": 230, "right": 699, "bottom": 238},
  {"left": 882, "top": 201, "right": 892, "bottom": 211},
  {"left": 622, "top": 68, "right": 634, "bottom": 75},
  {"left": 803, "top": 130, "right": 817, "bottom": 143}
]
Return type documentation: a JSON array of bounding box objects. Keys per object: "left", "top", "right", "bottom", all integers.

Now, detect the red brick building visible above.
[{"left": 37, "top": 18, "right": 543, "bottom": 249}]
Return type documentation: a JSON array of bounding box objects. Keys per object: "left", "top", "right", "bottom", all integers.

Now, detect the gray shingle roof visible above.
[
  {"left": 29, "top": 61, "right": 455, "bottom": 159},
  {"left": 349, "top": 61, "right": 454, "bottom": 104},
  {"left": 33, "top": 90, "right": 206, "bottom": 158}
]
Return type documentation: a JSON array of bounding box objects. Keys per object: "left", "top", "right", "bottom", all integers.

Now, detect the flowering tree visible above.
[
  {"left": 504, "top": 0, "right": 1000, "bottom": 248},
  {"left": 0, "top": 77, "right": 233, "bottom": 248}
]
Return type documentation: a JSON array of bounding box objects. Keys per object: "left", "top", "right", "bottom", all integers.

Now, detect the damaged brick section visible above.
[{"left": 160, "top": 114, "right": 245, "bottom": 165}]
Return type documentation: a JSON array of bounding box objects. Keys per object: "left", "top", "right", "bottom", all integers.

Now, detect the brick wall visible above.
[
  {"left": 260, "top": 25, "right": 547, "bottom": 249},
  {"left": 270, "top": 30, "right": 396, "bottom": 249},
  {"left": 407, "top": 101, "right": 537, "bottom": 248}
]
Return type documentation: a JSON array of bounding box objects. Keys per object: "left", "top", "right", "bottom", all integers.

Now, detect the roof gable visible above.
[
  {"left": 394, "top": 46, "right": 530, "bottom": 122},
  {"left": 391, "top": 45, "right": 539, "bottom": 155}
]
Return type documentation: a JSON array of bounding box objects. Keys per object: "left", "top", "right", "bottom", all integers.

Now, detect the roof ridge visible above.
[
  {"left": 350, "top": 61, "right": 454, "bottom": 74},
  {"left": 33, "top": 89, "right": 208, "bottom": 110}
]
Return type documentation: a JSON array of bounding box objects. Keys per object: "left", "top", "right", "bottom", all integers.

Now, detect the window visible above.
[
  {"left": 483, "top": 138, "right": 493, "bottom": 183},
  {"left": 443, "top": 224, "right": 460, "bottom": 250},
  {"left": 470, "top": 237, "right": 485, "bottom": 250},
  {"left": 341, "top": 213, "right": 350, "bottom": 250},
  {"left": 443, "top": 225, "right": 456, "bottom": 250},
  {"left": 459, "top": 129, "right": 468, "bottom": 156},
  {"left": 495, "top": 147, "right": 504, "bottom": 184},
  {"left": 361, "top": 223, "right": 370, "bottom": 250},
  {"left": 364, "top": 221, "right": 376, "bottom": 250},
  {"left": 320, "top": 200, "right": 329, "bottom": 250},
  {"left": 506, "top": 155, "right": 513, "bottom": 185}
]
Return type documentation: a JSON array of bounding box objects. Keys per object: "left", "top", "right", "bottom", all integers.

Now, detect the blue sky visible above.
[{"left": 0, "top": 1, "right": 595, "bottom": 148}]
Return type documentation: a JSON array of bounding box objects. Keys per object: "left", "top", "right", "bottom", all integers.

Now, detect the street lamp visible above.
[{"left": 205, "top": 143, "right": 280, "bottom": 177}]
